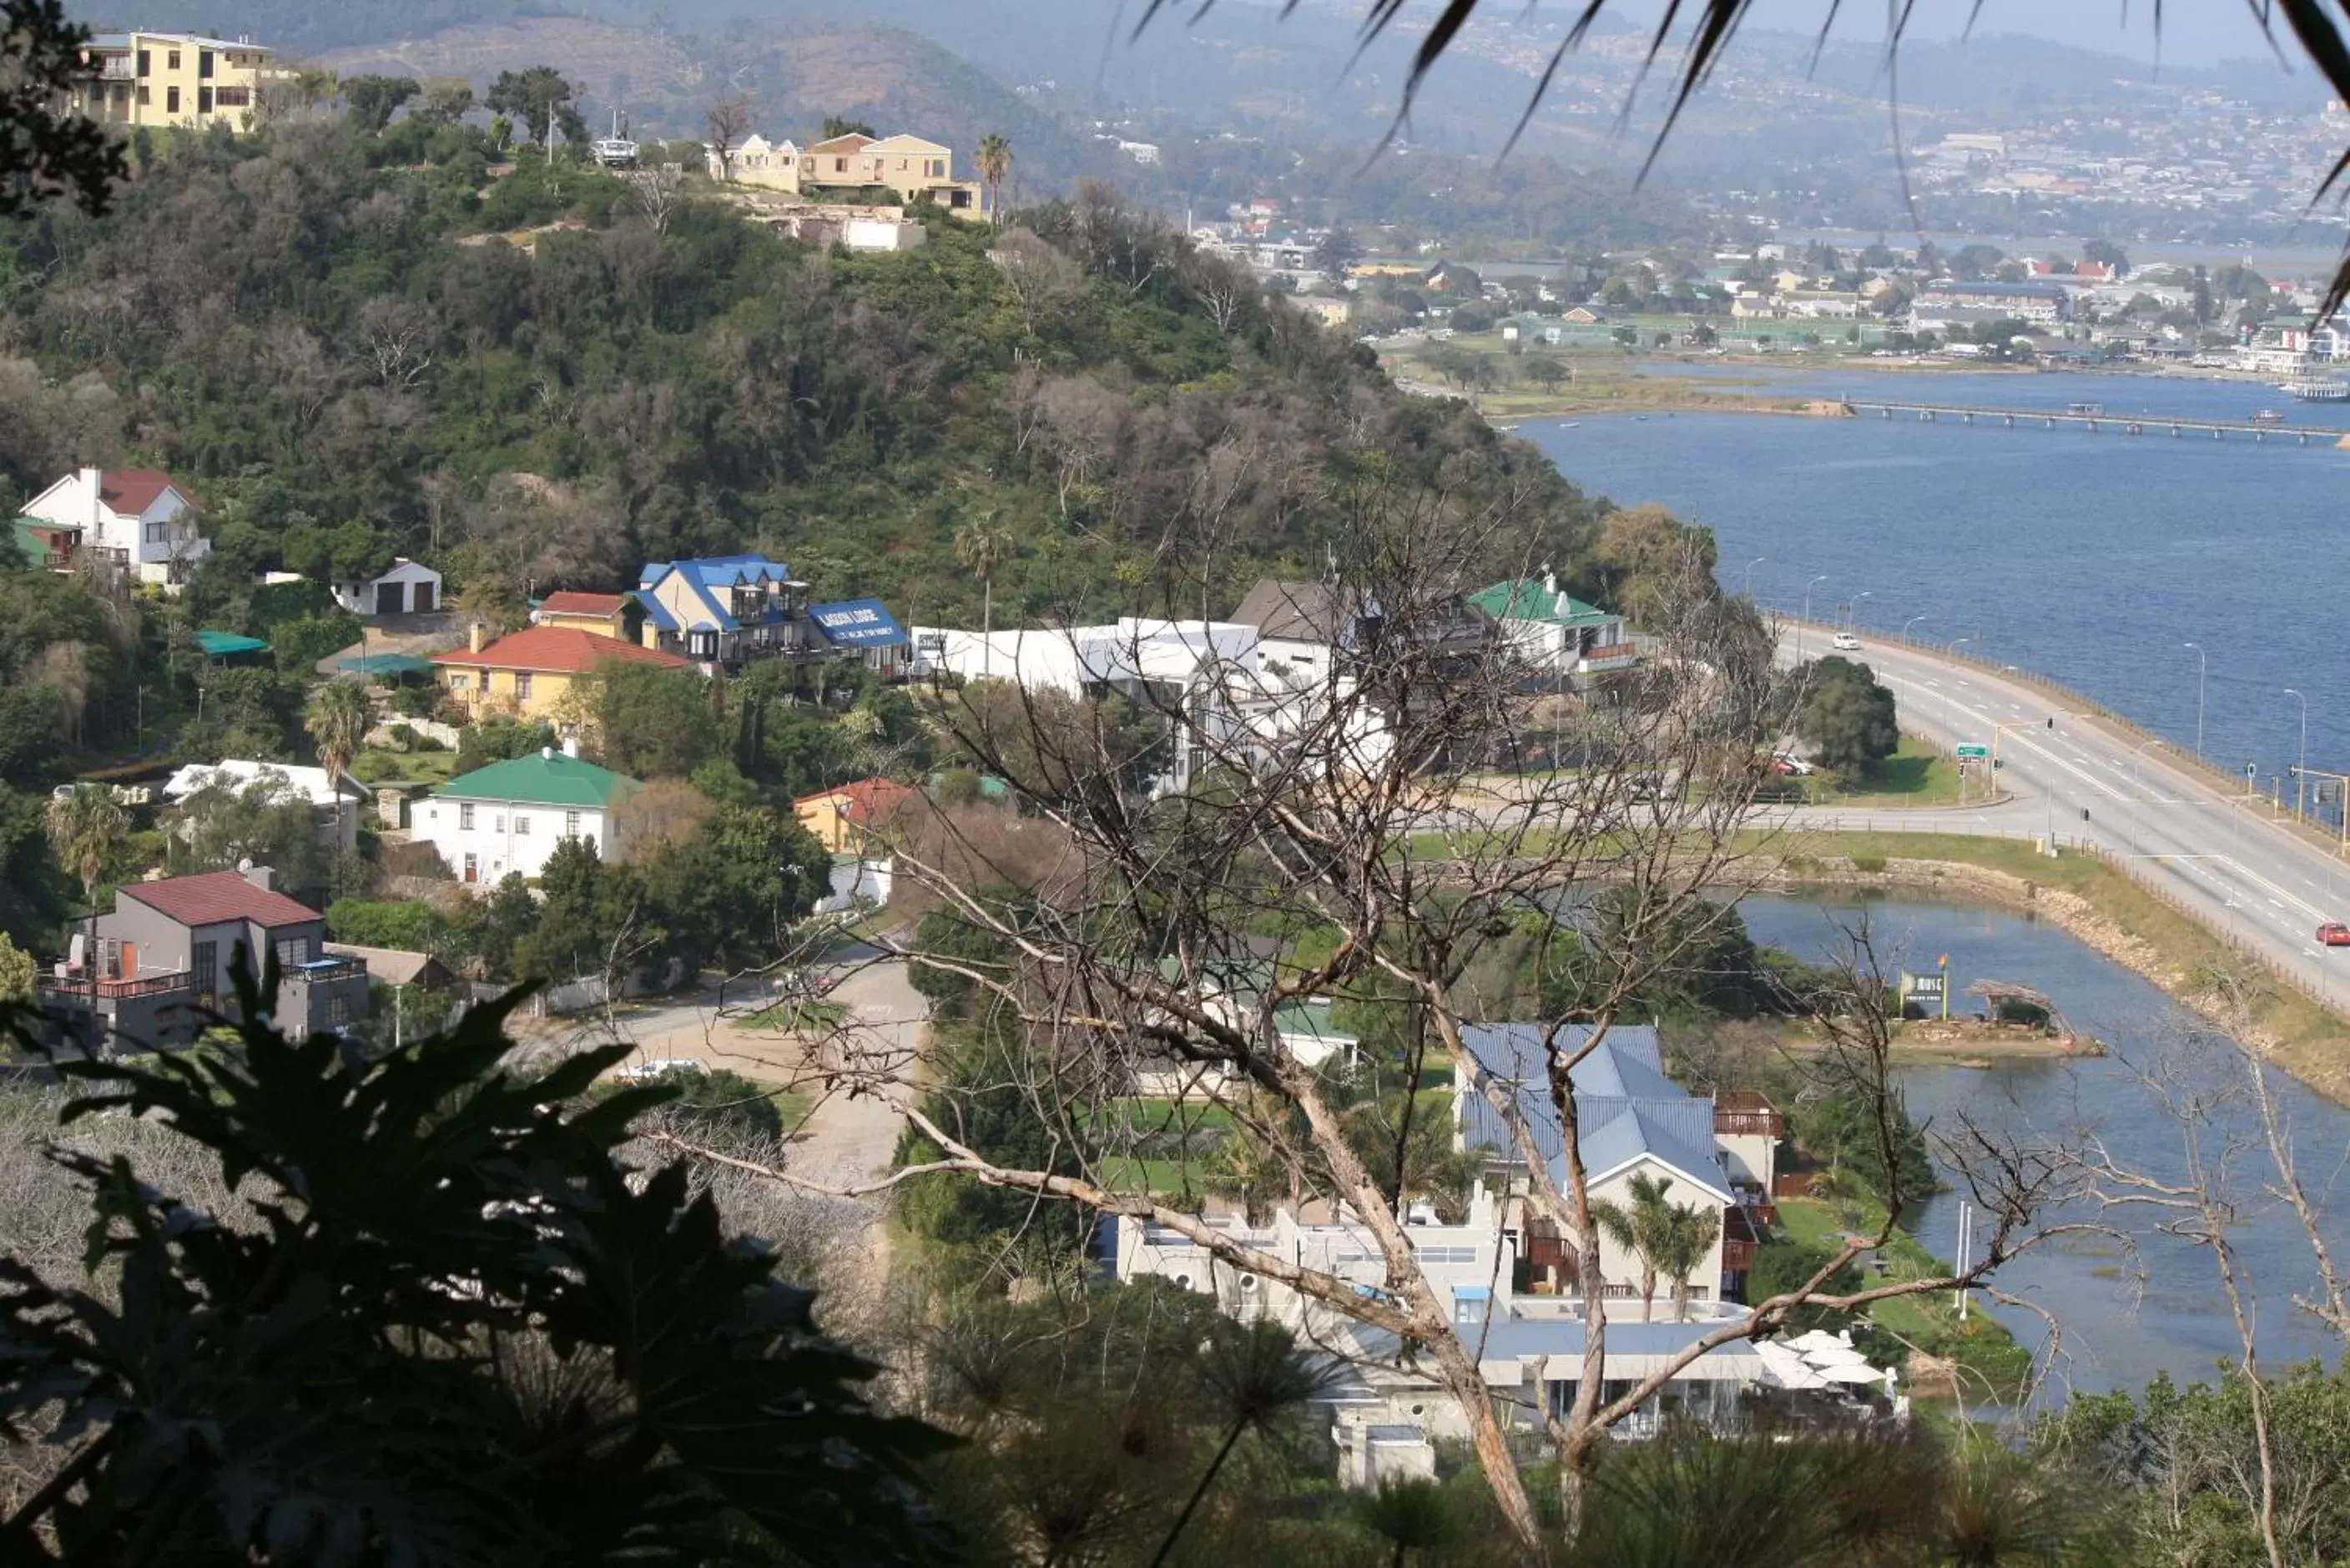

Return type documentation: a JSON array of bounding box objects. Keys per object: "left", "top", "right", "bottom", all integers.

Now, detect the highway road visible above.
[{"left": 1793, "top": 628, "right": 2350, "bottom": 1018}]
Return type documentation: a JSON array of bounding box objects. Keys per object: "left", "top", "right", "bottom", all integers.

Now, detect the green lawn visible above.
[
  {"left": 739, "top": 999, "right": 847, "bottom": 1033},
  {"left": 350, "top": 746, "right": 459, "bottom": 787},
  {"left": 1815, "top": 736, "right": 1968, "bottom": 806}
]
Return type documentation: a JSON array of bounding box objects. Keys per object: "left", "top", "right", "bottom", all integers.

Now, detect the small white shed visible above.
[{"left": 334, "top": 558, "right": 442, "bottom": 618}]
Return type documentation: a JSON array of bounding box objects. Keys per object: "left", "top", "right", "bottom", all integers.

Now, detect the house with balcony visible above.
[
  {"left": 414, "top": 744, "right": 639, "bottom": 885},
  {"left": 634, "top": 555, "right": 831, "bottom": 670},
  {"left": 69, "top": 32, "right": 282, "bottom": 133},
  {"left": 36, "top": 867, "right": 369, "bottom": 1053},
  {"left": 18, "top": 466, "right": 206, "bottom": 589},
  {"left": 431, "top": 623, "right": 689, "bottom": 722},
  {"left": 1470, "top": 575, "right": 1637, "bottom": 687},
  {"left": 714, "top": 129, "right": 986, "bottom": 214}
]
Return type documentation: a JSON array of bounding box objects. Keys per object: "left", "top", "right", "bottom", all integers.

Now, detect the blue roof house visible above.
[
  {"left": 1456, "top": 1021, "right": 1742, "bottom": 1308},
  {"left": 635, "top": 555, "right": 823, "bottom": 668}
]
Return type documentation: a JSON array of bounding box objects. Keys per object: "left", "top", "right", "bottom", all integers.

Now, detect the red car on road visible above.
[{"left": 2318, "top": 923, "right": 2350, "bottom": 948}]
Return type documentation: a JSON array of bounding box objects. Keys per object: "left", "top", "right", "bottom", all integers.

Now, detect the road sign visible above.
[{"left": 1955, "top": 743, "right": 1989, "bottom": 759}]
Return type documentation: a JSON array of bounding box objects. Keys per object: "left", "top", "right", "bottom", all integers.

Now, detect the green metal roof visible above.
[
  {"left": 196, "top": 629, "right": 270, "bottom": 657},
  {"left": 1271, "top": 998, "right": 1354, "bottom": 1046},
  {"left": 435, "top": 753, "right": 638, "bottom": 809},
  {"left": 336, "top": 653, "right": 437, "bottom": 677},
  {"left": 1470, "top": 580, "right": 1617, "bottom": 628}
]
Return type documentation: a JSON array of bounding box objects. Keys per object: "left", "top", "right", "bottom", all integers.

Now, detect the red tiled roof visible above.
[
  {"left": 797, "top": 777, "right": 919, "bottom": 823},
  {"left": 538, "top": 591, "right": 628, "bottom": 618},
  {"left": 807, "top": 132, "right": 875, "bottom": 154},
  {"left": 123, "top": 870, "right": 320, "bottom": 930},
  {"left": 432, "top": 626, "right": 688, "bottom": 675},
  {"left": 99, "top": 469, "right": 182, "bottom": 516}
]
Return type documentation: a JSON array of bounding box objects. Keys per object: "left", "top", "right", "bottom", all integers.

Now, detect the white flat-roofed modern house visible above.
[{"left": 413, "top": 747, "right": 638, "bottom": 886}]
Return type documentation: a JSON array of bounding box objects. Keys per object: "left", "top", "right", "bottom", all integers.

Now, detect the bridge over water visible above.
[{"left": 1839, "top": 399, "right": 2350, "bottom": 446}]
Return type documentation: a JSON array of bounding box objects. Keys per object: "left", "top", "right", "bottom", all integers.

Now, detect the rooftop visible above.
[
  {"left": 164, "top": 760, "right": 364, "bottom": 809},
  {"left": 98, "top": 469, "right": 182, "bottom": 517},
  {"left": 537, "top": 591, "right": 629, "bottom": 618},
  {"left": 797, "top": 777, "right": 919, "bottom": 823},
  {"left": 122, "top": 870, "right": 320, "bottom": 930},
  {"left": 436, "top": 753, "right": 639, "bottom": 809},
  {"left": 1470, "top": 578, "right": 1618, "bottom": 628},
  {"left": 432, "top": 626, "right": 688, "bottom": 675}
]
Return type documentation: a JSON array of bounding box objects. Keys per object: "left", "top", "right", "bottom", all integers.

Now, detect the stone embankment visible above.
[{"left": 1766, "top": 855, "right": 2289, "bottom": 1067}]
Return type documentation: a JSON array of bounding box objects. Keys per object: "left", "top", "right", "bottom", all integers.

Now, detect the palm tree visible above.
[
  {"left": 974, "top": 132, "right": 1012, "bottom": 223},
  {"left": 1148, "top": 1320, "right": 1330, "bottom": 1567},
  {"left": 953, "top": 518, "right": 1014, "bottom": 677},
  {"left": 1591, "top": 1172, "right": 1717, "bottom": 1323},
  {"left": 305, "top": 681, "right": 372, "bottom": 851},
  {"left": 1357, "top": 1477, "right": 1458, "bottom": 1568},
  {"left": 45, "top": 784, "right": 125, "bottom": 911}
]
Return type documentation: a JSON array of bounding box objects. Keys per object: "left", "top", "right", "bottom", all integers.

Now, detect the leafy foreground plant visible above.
[{"left": 0, "top": 959, "right": 951, "bottom": 1565}]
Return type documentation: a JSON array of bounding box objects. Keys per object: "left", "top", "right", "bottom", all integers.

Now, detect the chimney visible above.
[
  {"left": 541, "top": 745, "right": 554, "bottom": 761},
  {"left": 468, "top": 621, "right": 487, "bottom": 655},
  {"left": 82, "top": 466, "right": 103, "bottom": 534},
  {"left": 241, "top": 864, "right": 275, "bottom": 893}
]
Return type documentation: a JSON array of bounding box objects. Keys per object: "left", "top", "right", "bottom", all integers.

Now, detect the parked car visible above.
[
  {"left": 2318, "top": 922, "right": 2350, "bottom": 948},
  {"left": 1831, "top": 632, "right": 1862, "bottom": 652},
  {"left": 1769, "top": 753, "right": 1817, "bottom": 776}
]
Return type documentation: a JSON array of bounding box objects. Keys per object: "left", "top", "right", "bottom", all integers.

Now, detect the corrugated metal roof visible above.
[{"left": 436, "top": 754, "right": 639, "bottom": 809}]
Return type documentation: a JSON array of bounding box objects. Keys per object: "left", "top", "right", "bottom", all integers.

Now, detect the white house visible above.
[
  {"left": 18, "top": 466, "right": 206, "bottom": 589},
  {"left": 331, "top": 558, "right": 442, "bottom": 618},
  {"left": 162, "top": 760, "right": 370, "bottom": 855},
  {"left": 413, "top": 745, "right": 638, "bottom": 885}
]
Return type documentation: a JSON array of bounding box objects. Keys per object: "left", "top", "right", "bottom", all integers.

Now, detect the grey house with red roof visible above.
[
  {"left": 17, "top": 466, "right": 206, "bottom": 589},
  {"left": 36, "top": 867, "right": 370, "bottom": 1052}
]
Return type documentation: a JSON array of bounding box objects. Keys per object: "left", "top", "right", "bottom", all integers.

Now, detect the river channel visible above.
[
  {"left": 1520, "top": 368, "right": 2350, "bottom": 805},
  {"left": 1738, "top": 890, "right": 2350, "bottom": 1404}
]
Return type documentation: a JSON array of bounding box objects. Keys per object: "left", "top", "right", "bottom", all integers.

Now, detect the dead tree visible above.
[{"left": 666, "top": 482, "right": 2067, "bottom": 1559}]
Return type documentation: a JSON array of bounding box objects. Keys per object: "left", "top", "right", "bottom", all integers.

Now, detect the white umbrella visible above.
[
  {"left": 1818, "top": 1362, "right": 1886, "bottom": 1384},
  {"left": 1801, "top": 1344, "right": 1872, "bottom": 1369},
  {"left": 1788, "top": 1329, "right": 1850, "bottom": 1354},
  {"left": 1753, "top": 1339, "right": 1830, "bottom": 1390}
]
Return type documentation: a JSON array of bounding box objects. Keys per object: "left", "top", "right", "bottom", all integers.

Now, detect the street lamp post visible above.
[
  {"left": 1800, "top": 574, "right": 1827, "bottom": 653},
  {"left": 1743, "top": 557, "right": 1766, "bottom": 597},
  {"left": 1904, "top": 613, "right": 1930, "bottom": 643},
  {"left": 1850, "top": 590, "right": 1872, "bottom": 632},
  {"left": 2182, "top": 642, "right": 2207, "bottom": 757},
  {"left": 2286, "top": 688, "right": 2309, "bottom": 822}
]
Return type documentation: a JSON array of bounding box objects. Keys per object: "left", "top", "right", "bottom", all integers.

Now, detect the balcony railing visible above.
[{"left": 39, "top": 969, "right": 193, "bottom": 1002}]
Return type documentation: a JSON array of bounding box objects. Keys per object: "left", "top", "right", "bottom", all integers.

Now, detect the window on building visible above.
[
  {"left": 447, "top": 672, "right": 469, "bottom": 692},
  {"left": 197, "top": 87, "right": 212, "bottom": 114},
  {"left": 274, "top": 936, "right": 311, "bottom": 968},
  {"left": 514, "top": 814, "right": 530, "bottom": 836},
  {"left": 199, "top": 49, "right": 214, "bottom": 78},
  {"left": 136, "top": 84, "right": 149, "bottom": 106},
  {"left": 192, "top": 940, "right": 216, "bottom": 1003},
  {"left": 564, "top": 810, "right": 582, "bottom": 838},
  {"left": 459, "top": 803, "right": 475, "bottom": 830},
  {"left": 327, "top": 993, "right": 351, "bottom": 1026},
  {"left": 463, "top": 853, "right": 478, "bottom": 884},
  {"left": 214, "top": 85, "right": 249, "bottom": 107},
  {"left": 834, "top": 157, "right": 847, "bottom": 173},
  {"left": 167, "top": 50, "right": 179, "bottom": 70},
  {"left": 136, "top": 48, "right": 149, "bottom": 76},
  {"left": 515, "top": 672, "right": 533, "bottom": 700},
  {"left": 166, "top": 85, "right": 180, "bottom": 113},
  {"left": 493, "top": 815, "right": 505, "bottom": 833}
]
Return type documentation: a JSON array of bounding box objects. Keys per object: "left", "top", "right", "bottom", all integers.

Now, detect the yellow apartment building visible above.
[{"left": 72, "top": 32, "right": 282, "bottom": 133}]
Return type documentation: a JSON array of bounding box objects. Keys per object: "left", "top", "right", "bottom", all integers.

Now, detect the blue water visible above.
[
  {"left": 1522, "top": 369, "right": 2350, "bottom": 784},
  {"left": 1741, "top": 891, "right": 2350, "bottom": 1404}
]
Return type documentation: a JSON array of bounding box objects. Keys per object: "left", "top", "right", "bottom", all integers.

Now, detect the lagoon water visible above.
[
  {"left": 1740, "top": 891, "right": 2350, "bottom": 1404},
  {"left": 1521, "top": 368, "right": 2350, "bottom": 792}
]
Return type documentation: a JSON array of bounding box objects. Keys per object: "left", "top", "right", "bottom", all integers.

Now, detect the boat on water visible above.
[
  {"left": 2253, "top": 409, "right": 2289, "bottom": 426},
  {"left": 2065, "top": 401, "right": 2105, "bottom": 416},
  {"left": 2280, "top": 378, "right": 2350, "bottom": 401}
]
